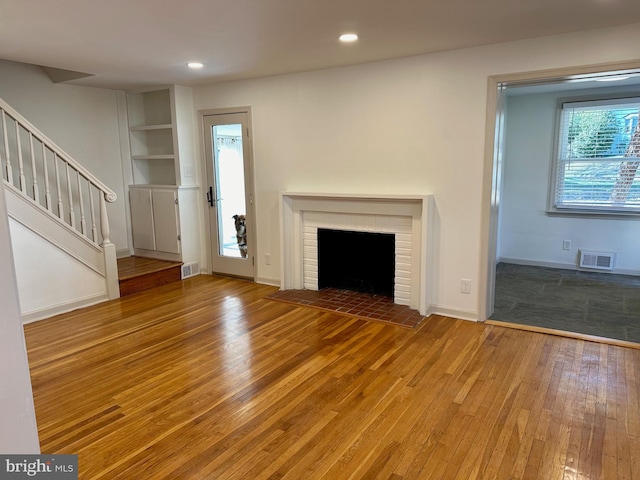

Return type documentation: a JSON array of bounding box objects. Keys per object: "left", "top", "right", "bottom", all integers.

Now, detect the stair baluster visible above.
[
  {"left": 42, "top": 142, "right": 52, "bottom": 212},
  {"left": 89, "top": 187, "right": 98, "bottom": 243},
  {"left": 1, "top": 111, "right": 12, "bottom": 183},
  {"left": 78, "top": 174, "right": 87, "bottom": 236},
  {"left": 15, "top": 120, "right": 26, "bottom": 194},
  {"left": 66, "top": 163, "right": 75, "bottom": 229},
  {"left": 29, "top": 133, "right": 39, "bottom": 202}
]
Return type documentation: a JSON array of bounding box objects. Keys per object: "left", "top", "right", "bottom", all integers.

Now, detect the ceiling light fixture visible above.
[
  {"left": 339, "top": 33, "right": 358, "bottom": 43},
  {"left": 187, "top": 62, "right": 204, "bottom": 69}
]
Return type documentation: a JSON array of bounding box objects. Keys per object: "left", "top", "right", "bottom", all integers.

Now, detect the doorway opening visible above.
[{"left": 485, "top": 66, "right": 640, "bottom": 345}]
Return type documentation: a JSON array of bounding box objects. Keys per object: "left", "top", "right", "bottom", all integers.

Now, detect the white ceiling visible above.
[{"left": 2, "top": 0, "right": 640, "bottom": 90}]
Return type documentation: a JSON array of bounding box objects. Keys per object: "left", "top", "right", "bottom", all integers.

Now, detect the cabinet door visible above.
[
  {"left": 130, "top": 188, "right": 156, "bottom": 250},
  {"left": 152, "top": 190, "right": 180, "bottom": 254}
]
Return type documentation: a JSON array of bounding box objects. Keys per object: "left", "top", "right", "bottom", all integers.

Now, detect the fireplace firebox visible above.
[{"left": 317, "top": 228, "right": 395, "bottom": 297}]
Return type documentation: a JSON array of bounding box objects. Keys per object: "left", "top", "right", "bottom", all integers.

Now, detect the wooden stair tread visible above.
[
  {"left": 117, "top": 256, "right": 183, "bottom": 297},
  {"left": 117, "top": 256, "right": 182, "bottom": 281}
]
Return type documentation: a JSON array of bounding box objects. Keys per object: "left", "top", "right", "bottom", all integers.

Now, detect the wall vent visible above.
[
  {"left": 182, "top": 261, "right": 200, "bottom": 279},
  {"left": 578, "top": 250, "right": 615, "bottom": 271}
]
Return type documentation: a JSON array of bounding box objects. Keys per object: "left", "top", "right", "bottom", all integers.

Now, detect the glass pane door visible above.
[
  {"left": 203, "top": 111, "right": 255, "bottom": 279},
  {"left": 213, "top": 123, "right": 247, "bottom": 258}
]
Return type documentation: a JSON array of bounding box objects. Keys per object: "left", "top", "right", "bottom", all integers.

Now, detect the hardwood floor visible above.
[{"left": 23, "top": 276, "right": 640, "bottom": 479}]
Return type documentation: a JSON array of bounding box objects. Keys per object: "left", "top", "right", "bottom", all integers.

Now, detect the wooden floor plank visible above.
[{"left": 23, "top": 275, "right": 640, "bottom": 480}]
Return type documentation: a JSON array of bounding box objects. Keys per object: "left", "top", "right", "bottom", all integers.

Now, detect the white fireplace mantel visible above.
[{"left": 279, "top": 192, "right": 434, "bottom": 315}]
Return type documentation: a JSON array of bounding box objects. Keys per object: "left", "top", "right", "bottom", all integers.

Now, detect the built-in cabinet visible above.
[
  {"left": 129, "top": 186, "right": 180, "bottom": 255},
  {"left": 129, "top": 184, "right": 200, "bottom": 264},
  {"left": 126, "top": 86, "right": 200, "bottom": 268}
]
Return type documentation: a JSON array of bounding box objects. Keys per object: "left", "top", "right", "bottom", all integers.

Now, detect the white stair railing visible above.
[{"left": 0, "top": 98, "right": 117, "bottom": 247}]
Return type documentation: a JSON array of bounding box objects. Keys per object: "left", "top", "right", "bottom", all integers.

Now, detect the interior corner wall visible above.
[
  {"left": 501, "top": 88, "right": 640, "bottom": 274},
  {"left": 0, "top": 59, "right": 129, "bottom": 251},
  {"left": 192, "top": 22, "right": 640, "bottom": 319}
]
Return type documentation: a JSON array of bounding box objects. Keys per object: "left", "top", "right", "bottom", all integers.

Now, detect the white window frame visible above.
[{"left": 549, "top": 95, "right": 640, "bottom": 216}]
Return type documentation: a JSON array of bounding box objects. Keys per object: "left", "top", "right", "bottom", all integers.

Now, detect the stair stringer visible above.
[{"left": 4, "top": 182, "right": 119, "bottom": 322}]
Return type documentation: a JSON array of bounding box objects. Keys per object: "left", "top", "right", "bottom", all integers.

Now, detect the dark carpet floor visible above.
[{"left": 490, "top": 262, "right": 640, "bottom": 344}]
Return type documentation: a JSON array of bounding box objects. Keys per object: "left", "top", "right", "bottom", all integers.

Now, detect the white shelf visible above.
[
  {"left": 129, "top": 124, "right": 173, "bottom": 132},
  {"left": 132, "top": 154, "right": 175, "bottom": 160}
]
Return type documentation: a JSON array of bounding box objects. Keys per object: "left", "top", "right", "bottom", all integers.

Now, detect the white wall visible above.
[
  {"left": 0, "top": 60, "right": 130, "bottom": 252},
  {"left": 9, "top": 219, "right": 109, "bottom": 318},
  {"left": 500, "top": 88, "right": 640, "bottom": 274},
  {"left": 0, "top": 190, "right": 40, "bottom": 453},
  {"left": 193, "top": 22, "right": 640, "bottom": 319}
]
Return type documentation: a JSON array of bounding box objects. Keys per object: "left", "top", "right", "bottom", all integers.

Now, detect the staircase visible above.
[{"left": 1, "top": 98, "right": 119, "bottom": 321}]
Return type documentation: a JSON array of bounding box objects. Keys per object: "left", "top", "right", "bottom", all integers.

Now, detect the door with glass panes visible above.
[{"left": 203, "top": 110, "right": 255, "bottom": 279}]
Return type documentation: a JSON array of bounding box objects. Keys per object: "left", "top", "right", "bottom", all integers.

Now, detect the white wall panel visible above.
[{"left": 9, "top": 219, "right": 107, "bottom": 316}]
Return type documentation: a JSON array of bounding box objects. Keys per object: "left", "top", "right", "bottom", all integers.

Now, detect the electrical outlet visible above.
[
  {"left": 562, "top": 240, "right": 571, "bottom": 251},
  {"left": 265, "top": 253, "right": 271, "bottom": 265},
  {"left": 461, "top": 279, "right": 471, "bottom": 294}
]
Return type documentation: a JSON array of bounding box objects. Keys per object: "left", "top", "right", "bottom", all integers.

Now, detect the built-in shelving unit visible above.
[
  {"left": 127, "top": 88, "right": 177, "bottom": 185},
  {"left": 125, "top": 86, "right": 200, "bottom": 270}
]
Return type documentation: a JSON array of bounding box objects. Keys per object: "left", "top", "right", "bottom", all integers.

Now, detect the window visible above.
[{"left": 552, "top": 97, "right": 640, "bottom": 214}]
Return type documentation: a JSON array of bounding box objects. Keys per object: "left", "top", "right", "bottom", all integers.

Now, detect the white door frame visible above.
[
  {"left": 199, "top": 106, "right": 257, "bottom": 280},
  {"left": 480, "top": 60, "right": 640, "bottom": 321}
]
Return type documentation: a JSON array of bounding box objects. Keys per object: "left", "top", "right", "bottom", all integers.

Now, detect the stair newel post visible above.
[
  {"left": 100, "top": 190, "right": 119, "bottom": 300},
  {"left": 2, "top": 111, "right": 12, "bottom": 184},
  {"left": 100, "top": 191, "right": 112, "bottom": 246},
  {"left": 53, "top": 152, "right": 64, "bottom": 220},
  {"left": 42, "top": 144, "right": 52, "bottom": 212},
  {"left": 66, "top": 163, "right": 76, "bottom": 229},
  {"left": 29, "top": 133, "right": 39, "bottom": 203},
  {"left": 15, "top": 121, "right": 26, "bottom": 194}
]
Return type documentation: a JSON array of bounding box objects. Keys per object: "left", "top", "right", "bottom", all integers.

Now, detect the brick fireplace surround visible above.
[{"left": 279, "top": 193, "right": 434, "bottom": 317}]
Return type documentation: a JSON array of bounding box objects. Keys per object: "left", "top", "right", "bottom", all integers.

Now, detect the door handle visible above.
[{"left": 206, "top": 187, "right": 223, "bottom": 206}]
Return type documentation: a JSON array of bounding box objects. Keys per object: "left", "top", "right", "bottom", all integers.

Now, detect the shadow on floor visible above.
[{"left": 490, "top": 263, "right": 640, "bottom": 344}]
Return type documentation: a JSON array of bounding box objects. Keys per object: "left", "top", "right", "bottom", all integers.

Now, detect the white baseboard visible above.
[
  {"left": 22, "top": 293, "right": 110, "bottom": 324},
  {"left": 425, "top": 305, "right": 479, "bottom": 322},
  {"left": 117, "top": 248, "right": 133, "bottom": 259},
  {"left": 257, "top": 276, "right": 280, "bottom": 287},
  {"left": 498, "top": 257, "right": 640, "bottom": 277}
]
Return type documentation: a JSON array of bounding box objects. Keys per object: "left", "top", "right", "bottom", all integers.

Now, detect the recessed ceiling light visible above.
[
  {"left": 595, "top": 75, "right": 630, "bottom": 82},
  {"left": 339, "top": 33, "right": 358, "bottom": 43},
  {"left": 187, "top": 62, "right": 204, "bottom": 69}
]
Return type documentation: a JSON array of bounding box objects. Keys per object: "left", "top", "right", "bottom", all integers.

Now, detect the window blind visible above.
[{"left": 554, "top": 97, "right": 640, "bottom": 212}]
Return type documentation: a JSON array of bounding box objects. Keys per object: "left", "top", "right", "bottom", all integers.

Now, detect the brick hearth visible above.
[{"left": 266, "top": 288, "right": 426, "bottom": 329}]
